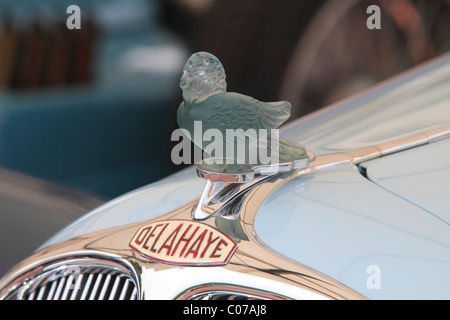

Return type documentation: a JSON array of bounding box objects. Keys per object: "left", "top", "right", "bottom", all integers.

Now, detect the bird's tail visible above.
[{"left": 260, "top": 100, "right": 291, "bottom": 129}]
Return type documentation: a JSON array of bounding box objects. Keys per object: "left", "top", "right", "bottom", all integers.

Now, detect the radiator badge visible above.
[{"left": 129, "top": 220, "right": 237, "bottom": 266}]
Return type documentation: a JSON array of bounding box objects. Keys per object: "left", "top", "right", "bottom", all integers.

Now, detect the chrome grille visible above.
[
  {"left": 189, "top": 292, "right": 267, "bottom": 300},
  {"left": 178, "top": 284, "right": 288, "bottom": 300},
  {"left": 3, "top": 259, "right": 138, "bottom": 300}
]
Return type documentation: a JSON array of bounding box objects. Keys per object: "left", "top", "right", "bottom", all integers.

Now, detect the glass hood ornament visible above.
[{"left": 177, "top": 52, "right": 314, "bottom": 220}]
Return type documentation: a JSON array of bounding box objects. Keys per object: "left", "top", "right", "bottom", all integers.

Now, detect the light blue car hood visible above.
[
  {"left": 255, "top": 162, "right": 450, "bottom": 300},
  {"left": 40, "top": 53, "right": 450, "bottom": 299}
]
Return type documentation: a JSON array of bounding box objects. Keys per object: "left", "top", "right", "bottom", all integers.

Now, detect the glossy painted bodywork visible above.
[
  {"left": 363, "top": 138, "right": 450, "bottom": 225},
  {"left": 38, "top": 167, "right": 205, "bottom": 249},
  {"left": 254, "top": 164, "right": 450, "bottom": 299},
  {"left": 36, "top": 53, "right": 450, "bottom": 299},
  {"left": 43, "top": 53, "right": 450, "bottom": 244}
]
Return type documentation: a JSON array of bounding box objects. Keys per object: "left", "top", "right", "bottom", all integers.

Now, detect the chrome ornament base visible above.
[{"left": 192, "top": 151, "right": 315, "bottom": 221}]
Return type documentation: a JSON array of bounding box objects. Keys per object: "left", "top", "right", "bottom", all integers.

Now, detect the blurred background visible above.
[
  {"left": 0, "top": 0, "right": 449, "bottom": 276},
  {"left": 0, "top": 0, "right": 449, "bottom": 200}
]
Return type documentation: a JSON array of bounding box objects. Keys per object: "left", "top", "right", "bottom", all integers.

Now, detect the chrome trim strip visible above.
[{"left": 349, "top": 124, "right": 450, "bottom": 164}]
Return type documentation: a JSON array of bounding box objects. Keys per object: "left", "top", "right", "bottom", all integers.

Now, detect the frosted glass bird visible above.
[{"left": 177, "top": 51, "right": 307, "bottom": 173}]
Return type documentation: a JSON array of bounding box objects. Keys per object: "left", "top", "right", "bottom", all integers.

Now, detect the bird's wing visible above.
[{"left": 204, "top": 92, "right": 291, "bottom": 131}]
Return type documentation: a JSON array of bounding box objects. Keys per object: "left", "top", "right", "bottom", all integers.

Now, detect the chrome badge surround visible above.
[{"left": 129, "top": 220, "right": 237, "bottom": 266}]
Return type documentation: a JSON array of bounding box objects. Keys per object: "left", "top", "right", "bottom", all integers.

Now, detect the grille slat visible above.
[
  {"left": 27, "top": 291, "right": 35, "bottom": 300},
  {"left": 36, "top": 285, "right": 46, "bottom": 300},
  {"left": 53, "top": 277, "right": 66, "bottom": 300},
  {"left": 70, "top": 274, "right": 83, "bottom": 300},
  {"left": 80, "top": 274, "right": 94, "bottom": 300},
  {"left": 130, "top": 287, "right": 137, "bottom": 300},
  {"left": 89, "top": 274, "right": 103, "bottom": 300},
  {"left": 60, "top": 275, "right": 73, "bottom": 300},
  {"left": 119, "top": 279, "right": 130, "bottom": 300},
  {"left": 98, "top": 274, "right": 111, "bottom": 300},
  {"left": 46, "top": 281, "right": 58, "bottom": 300},
  {"left": 109, "top": 276, "right": 121, "bottom": 300}
]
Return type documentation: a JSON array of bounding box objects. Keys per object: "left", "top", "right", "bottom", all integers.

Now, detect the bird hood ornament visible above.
[{"left": 176, "top": 52, "right": 314, "bottom": 220}]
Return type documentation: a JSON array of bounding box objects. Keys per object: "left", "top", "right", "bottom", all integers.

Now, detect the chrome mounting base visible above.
[{"left": 192, "top": 151, "right": 315, "bottom": 220}]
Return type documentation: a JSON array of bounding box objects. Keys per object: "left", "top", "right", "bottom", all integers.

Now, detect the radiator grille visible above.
[
  {"left": 3, "top": 259, "right": 138, "bottom": 300},
  {"left": 178, "top": 284, "right": 288, "bottom": 300},
  {"left": 189, "top": 292, "right": 266, "bottom": 300}
]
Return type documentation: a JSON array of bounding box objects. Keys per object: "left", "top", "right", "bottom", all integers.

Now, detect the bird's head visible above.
[{"left": 180, "top": 52, "right": 227, "bottom": 105}]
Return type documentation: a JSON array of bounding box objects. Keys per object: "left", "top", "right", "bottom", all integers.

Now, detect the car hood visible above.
[
  {"left": 255, "top": 162, "right": 450, "bottom": 299},
  {"left": 363, "top": 138, "right": 450, "bottom": 225},
  {"left": 40, "top": 53, "right": 450, "bottom": 299}
]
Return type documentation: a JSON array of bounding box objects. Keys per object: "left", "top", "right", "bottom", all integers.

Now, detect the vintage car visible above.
[{"left": 0, "top": 50, "right": 449, "bottom": 301}]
